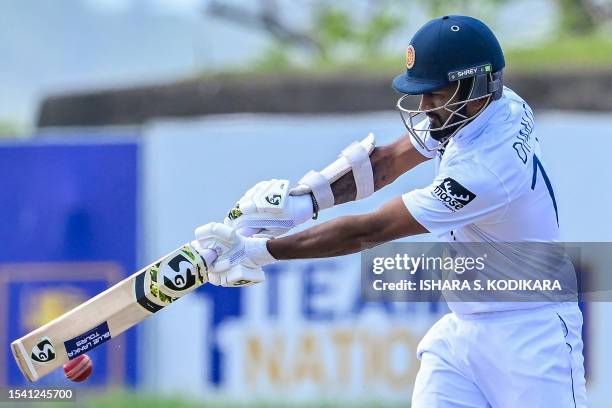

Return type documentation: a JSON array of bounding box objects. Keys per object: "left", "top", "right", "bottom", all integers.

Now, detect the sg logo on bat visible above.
[
  {"left": 135, "top": 244, "right": 208, "bottom": 314},
  {"left": 157, "top": 245, "right": 206, "bottom": 297},
  {"left": 30, "top": 337, "right": 56, "bottom": 363}
]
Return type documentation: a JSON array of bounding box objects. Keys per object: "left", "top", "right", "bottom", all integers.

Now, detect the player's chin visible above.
[
  {"left": 426, "top": 115, "right": 440, "bottom": 127},
  {"left": 429, "top": 129, "right": 448, "bottom": 141}
]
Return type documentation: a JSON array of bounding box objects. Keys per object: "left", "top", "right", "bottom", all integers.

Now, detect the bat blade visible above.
[{"left": 11, "top": 243, "right": 210, "bottom": 382}]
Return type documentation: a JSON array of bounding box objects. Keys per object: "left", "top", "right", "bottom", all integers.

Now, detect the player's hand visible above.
[
  {"left": 193, "top": 222, "right": 277, "bottom": 287},
  {"left": 224, "top": 179, "right": 313, "bottom": 238}
]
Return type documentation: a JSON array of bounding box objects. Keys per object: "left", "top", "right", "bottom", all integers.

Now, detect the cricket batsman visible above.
[{"left": 194, "top": 15, "right": 586, "bottom": 407}]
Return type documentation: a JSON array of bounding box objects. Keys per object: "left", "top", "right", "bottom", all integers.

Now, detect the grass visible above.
[{"left": 19, "top": 392, "right": 409, "bottom": 408}]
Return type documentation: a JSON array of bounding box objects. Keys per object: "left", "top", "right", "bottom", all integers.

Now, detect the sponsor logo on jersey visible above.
[
  {"left": 31, "top": 337, "right": 56, "bottom": 363},
  {"left": 432, "top": 177, "right": 476, "bottom": 211}
]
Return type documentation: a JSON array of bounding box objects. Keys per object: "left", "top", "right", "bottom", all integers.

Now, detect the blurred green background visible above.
[{"left": 2, "top": 0, "right": 612, "bottom": 136}]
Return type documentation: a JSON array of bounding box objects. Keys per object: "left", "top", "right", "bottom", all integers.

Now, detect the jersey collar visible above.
[{"left": 451, "top": 88, "right": 508, "bottom": 145}]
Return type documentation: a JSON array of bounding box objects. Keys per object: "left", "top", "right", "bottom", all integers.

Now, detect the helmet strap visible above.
[{"left": 488, "top": 70, "right": 504, "bottom": 100}]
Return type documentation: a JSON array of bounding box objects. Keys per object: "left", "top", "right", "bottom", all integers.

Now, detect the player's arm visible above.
[
  {"left": 331, "top": 134, "right": 429, "bottom": 205},
  {"left": 195, "top": 160, "right": 510, "bottom": 274},
  {"left": 268, "top": 197, "right": 427, "bottom": 259},
  {"left": 194, "top": 197, "right": 427, "bottom": 273},
  {"left": 225, "top": 133, "right": 430, "bottom": 237}
]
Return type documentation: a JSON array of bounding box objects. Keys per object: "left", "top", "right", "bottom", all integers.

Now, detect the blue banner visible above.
[{"left": 0, "top": 140, "right": 138, "bottom": 387}]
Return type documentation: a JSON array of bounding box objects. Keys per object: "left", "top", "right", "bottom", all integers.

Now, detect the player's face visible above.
[
  {"left": 419, "top": 83, "right": 461, "bottom": 129},
  {"left": 418, "top": 81, "right": 487, "bottom": 141},
  {"left": 396, "top": 78, "right": 491, "bottom": 147}
]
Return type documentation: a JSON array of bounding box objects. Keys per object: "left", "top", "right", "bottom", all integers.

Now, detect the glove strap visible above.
[{"left": 297, "top": 170, "right": 335, "bottom": 210}]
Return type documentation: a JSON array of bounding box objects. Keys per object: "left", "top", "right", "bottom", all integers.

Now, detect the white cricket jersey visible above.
[{"left": 402, "top": 87, "right": 562, "bottom": 314}]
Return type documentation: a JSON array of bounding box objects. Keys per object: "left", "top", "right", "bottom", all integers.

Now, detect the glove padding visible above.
[
  {"left": 193, "top": 222, "right": 277, "bottom": 287},
  {"left": 225, "top": 179, "right": 313, "bottom": 238}
]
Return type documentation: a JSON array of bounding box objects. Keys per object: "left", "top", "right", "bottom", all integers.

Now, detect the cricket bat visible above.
[{"left": 11, "top": 241, "right": 256, "bottom": 382}]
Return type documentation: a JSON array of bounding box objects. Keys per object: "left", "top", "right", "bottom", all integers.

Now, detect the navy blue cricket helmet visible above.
[
  {"left": 392, "top": 15, "right": 505, "bottom": 95},
  {"left": 393, "top": 15, "right": 505, "bottom": 152}
]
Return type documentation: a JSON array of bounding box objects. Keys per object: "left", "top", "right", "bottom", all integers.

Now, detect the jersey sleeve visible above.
[{"left": 403, "top": 163, "right": 509, "bottom": 236}]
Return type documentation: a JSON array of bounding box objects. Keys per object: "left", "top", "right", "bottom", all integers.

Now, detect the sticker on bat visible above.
[
  {"left": 157, "top": 246, "right": 206, "bottom": 298},
  {"left": 31, "top": 337, "right": 56, "bottom": 363},
  {"left": 135, "top": 269, "right": 166, "bottom": 313},
  {"left": 64, "top": 322, "right": 112, "bottom": 360}
]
